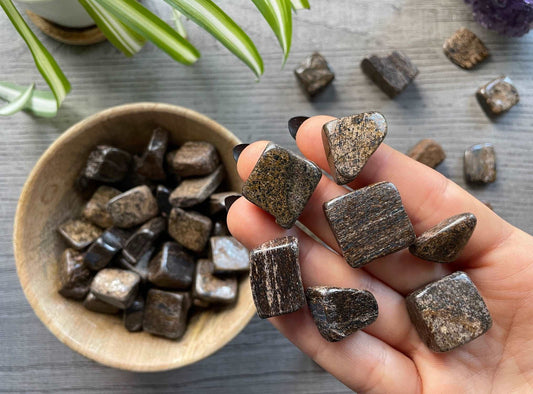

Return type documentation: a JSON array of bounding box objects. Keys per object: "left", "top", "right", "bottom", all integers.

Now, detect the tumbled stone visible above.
[
  {"left": 148, "top": 242, "right": 195, "bottom": 289},
  {"left": 406, "top": 271, "right": 492, "bottom": 352},
  {"left": 443, "top": 28, "right": 489, "bottom": 69},
  {"left": 84, "top": 227, "right": 131, "bottom": 271},
  {"left": 169, "top": 165, "right": 224, "bottom": 208},
  {"left": 306, "top": 287, "right": 378, "bottom": 342},
  {"left": 464, "top": 143, "right": 496, "bottom": 184},
  {"left": 212, "top": 220, "right": 230, "bottom": 236},
  {"left": 361, "top": 51, "right": 418, "bottom": 98},
  {"left": 249, "top": 236, "right": 305, "bottom": 319},
  {"left": 210, "top": 192, "right": 238, "bottom": 215},
  {"left": 90, "top": 268, "right": 140, "bottom": 308},
  {"left": 83, "top": 292, "right": 120, "bottom": 315},
  {"left": 242, "top": 143, "right": 322, "bottom": 229},
  {"left": 122, "top": 217, "right": 166, "bottom": 264},
  {"left": 58, "top": 219, "right": 102, "bottom": 250},
  {"left": 117, "top": 249, "right": 152, "bottom": 283},
  {"left": 168, "top": 208, "right": 212, "bottom": 252},
  {"left": 171, "top": 141, "right": 220, "bottom": 177},
  {"left": 294, "top": 52, "right": 335, "bottom": 97},
  {"left": 107, "top": 185, "right": 159, "bottom": 228},
  {"left": 123, "top": 295, "right": 145, "bottom": 332},
  {"left": 155, "top": 185, "right": 172, "bottom": 217},
  {"left": 193, "top": 259, "right": 238, "bottom": 304},
  {"left": 58, "top": 248, "right": 93, "bottom": 300},
  {"left": 322, "top": 112, "right": 387, "bottom": 185},
  {"left": 82, "top": 186, "right": 121, "bottom": 228},
  {"left": 476, "top": 76, "right": 519, "bottom": 116},
  {"left": 143, "top": 289, "right": 191, "bottom": 339},
  {"left": 324, "top": 182, "right": 415, "bottom": 268},
  {"left": 407, "top": 139, "right": 446, "bottom": 168},
  {"left": 135, "top": 128, "right": 168, "bottom": 180},
  {"left": 82, "top": 145, "right": 131, "bottom": 183},
  {"left": 209, "top": 236, "right": 249, "bottom": 274},
  {"left": 410, "top": 213, "right": 477, "bottom": 263}
]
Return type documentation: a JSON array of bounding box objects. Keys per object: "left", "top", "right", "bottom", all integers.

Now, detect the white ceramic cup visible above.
[{"left": 15, "top": 0, "right": 94, "bottom": 28}]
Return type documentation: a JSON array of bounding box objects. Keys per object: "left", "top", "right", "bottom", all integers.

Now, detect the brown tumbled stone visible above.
[
  {"left": 410, "top": 213, "right": 477, "bottom": 263},
  {"left": 58, "top": 219, "right": 102, "bottom": 250},
  {"left": 84, "top": 227, "right": 131, "bottom": 271},
  {"left": 406, "top": 271, "right": 492, "bottom": 352},
  {"left": 58, "top": 248, "right": 93, "bottom": 300},
  {"left": 193, "top": 259, "right": 238, "bottom": 304},
  {"left": 464, "top": 143, "right": 496, "bottom": 184},
  {"left": 82, "top": 145, "right": 131, "bottom": 183},
  {"left": 322, "top": 112, "right": 387, "bottom": 185},
  {"left": 117, "top": 249, "right": 152, "bottom": 283},
  {"left": 324, "top": 182, "right": 415, "bottom": 268},
  {"left": 168, "top": 208, "right": 212, "bottom": 252},
  {"left": 135, "top": 128, "right": 168, "bottom": 180},
  {"left": 306, "top": 287, "right": 378, "bottom": 342},
  {"left": 476, "top": 76, "right": 519, "bottom": 116},
  {"left": 249, "top": 236, "right": 305, "bottom": 319},
  {"left": 171, "top": 141, "right": 220, "bottom": 177},
  {"left": 169, "top": 165, "right": 224, "bottom": 208},
  {"left": 122, "top": 217, "right": 166, "bottom": 264},
  {"left": 242, "top": 143, "right": 322, "bottom": 229},
  {"left": 83, "top": 292, "right": 120, "bottom": 315},
  {"left": 123, "top": 295, "right": 145, "bottom": 332},
  {"left": 210, "top": 192, "right": 238, "bottom": 215},
  {"left": 148, "top": 242, "right": 195, "bottom": 289},
  {"left": 143, "top": 289, "right": 191, "bottom": 339},
  {"left": 209, "top": 236, "right": 249, "bottom": 274},
  {"left": 91, "top": 268, "right": 140, "bottom": 309},
  {"left": 82, "top": 186, "right": 121, "bottom": 228},
  {"left": 294, "top": 52, "right": 335, "bottom": 97},
  {"left": 443, "top": 28, "right": 489, "bottom": 69},
  {"left": 107, "top": 185, "right": 159, "bottom": 228},
  {"left": 407, "top": 139, "right": 446, "bottom": 168}
]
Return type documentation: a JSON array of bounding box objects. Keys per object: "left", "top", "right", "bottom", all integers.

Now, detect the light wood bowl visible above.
[{"left": 13, "top": 103, "right": 255, "bottom": 372}]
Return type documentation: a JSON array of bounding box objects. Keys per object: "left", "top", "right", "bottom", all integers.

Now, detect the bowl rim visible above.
[{"left": 13, "top": 102, "right": 255, "bottom": 372}]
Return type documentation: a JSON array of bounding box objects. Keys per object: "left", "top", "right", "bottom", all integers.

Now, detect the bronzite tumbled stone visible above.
[
  {"left": 242, "top": 143, "right": 322, "bottom": 229},
  {"left": 123, "top": 295, "right": 145, "bottom": 332},
  {"left": 324, "top": 182, "right": 415, "bottom": 268},
  {"left": 306, "top": 287, "right": 378, "bottom": 342},
  {"left": 147, "top": 242, "right": 195, "bottom": 289},
  {"left": 322, "top": 112, "right": 388, "bottom": 185},
  {"left": 443, "top": 27, "right": 489, "bottom": 69},
  {"left": 58, "top": 219, "right": 102, "bottom": 250},
  {"left": 135, "top": 128, "right": 168, "bottom": 180},
  {"left": 476, "top": 76, "right": 519, "bottom": 117},
  {"left": 84, "top": 227, "right": 131, "bottom": 271},
  {"left": 464, "top": 143, "right": 496, "bottom": 184},
  {"left": 122, "top": 217, "right": 166, "bottom": 264},
  {"left": 58, "top": 248, "right": 93, "bottom": 300},
  {"left": 170, "top": 141, "right": 220, "bottom": 177},
  {"left": 82, "top": 186, "right": 121, "bottom": 228},
  {"left": 82, "top": 145, "right": 131, "bottom": 183},
  {"left": 83, "top": 292, "right": 120, "bottom": 315},
  {"left": 209, "top": 236, "right": 249, "bottom": 274},
  {"left": 409, "top": 213, "right": 477, "bottom": 263},
  {"left": 143, "top": 289, "right": 191, "bottom": 340},
  {"left": 249, "top": 236, "right": 306, "bottom": 319},
  {"left": 193, "top": 259, "right": 238, "bottom": 304},
  {"left": 107, "top": 185, "right": 159, "bottom": 228},
  {"left": 169, "top": 165, "right": 224, "bottom": 208},
  {"left": 406, "top": 271, "right": 492, "bottom": 352},
  {"left": 90, "top": 268, "right": 140, "bottom": 309},
  {"left": 168, "top": 208, "right": 212, "bottom": 252},
  {"left": 407, "top": 139, "right": 446, "bottom": 169},
  {"left": 294, "top": 52, "right": 335, "bottom": 97}
]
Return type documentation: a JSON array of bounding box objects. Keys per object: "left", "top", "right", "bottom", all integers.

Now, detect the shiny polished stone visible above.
[
  {"left": 107, "top": 185, "right": 159, "bottom": 228},
  {"left": 84, "top": 227, "right": 131, "bottom": 271},
  {"left": 82, "top": 186, "right": 121, "bottom": 228},
  {"left": 83, "top": 292, "right": 120, "bottom": 315},
  {"left": 210, "top": 192, "right": 238, "bottom": 215},
  {"left": 123, "top": 295, "right": 145, "bottom": 332},
  {"left": 171, "top": 141, "right": 220, "bottom": 177},
  {"left": 443, "top": 28, "right": 489, "bottom": 69},
  {"left": 169, "top": 165, "right": 224, "bottom": 208},
  {"left": 155, "top": 184, "right": 172, "bottom": 217},
  {"left": 58, "top": 219, "right": 102, "bottom": 250},
  {"left": 407, "top": 139, "right": 446, "bottom": 168},
  {"left": 477, "top": 76, "right": 519, "bottom": 116},
  {"left": 464, "top": 143, "right": 496, "bottom": 184},
  {"left": 209, "top": 236, "right": 249, "bottom": 273},
  {"left": 294, "top": 52, "right": 335, "bottom": 97},
  {"left": 122, "top": 217, "right": 166, "bottom": 264},
  {"left": 135, "top": 128, "right": 168, "bottom": 180},
  {"left": 193, "top": 259, "right": 238, "bottom": 304},
  {"left": 90, "top": 268, "right": 140, "bottom": 309},
  {"left": 58, "top": 248, "right": 93, "bottom": 300},
  {"left": 148, "top": 242, "right": 195, "bottom": 289},
  {"left": 82, "top": 145, "right": 131, "bottom": 183},
  {"left": 117, "top": 249, "right": 152, "bottom": 283},
  {"left": 168, "top": 208, "right": 212, "bottom": 252},
  {"left": 143, "top": 289, "right": 191, "bottom": 340}
]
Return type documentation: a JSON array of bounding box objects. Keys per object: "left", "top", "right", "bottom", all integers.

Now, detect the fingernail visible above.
[
  {"left": 288, "top": 116, "right": 309, "bottom": 139},
  {"left": 232, "top": 144, "right": 249, "bottom": 162},
  {"left": 225, "top": 195, "right": 240, "bottom": 212}
]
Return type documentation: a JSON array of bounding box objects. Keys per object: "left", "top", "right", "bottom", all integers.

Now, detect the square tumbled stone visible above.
[
  {"left": 324, "top": 182, "right": 415, "bottom": 268},
  {"left": 406, "top": 271, "right": 492, "bottom": 352},
  {"left": 168, "top": 208, "right": 212, "bottom": 252},
  {"left": 82, "top": 145, "right": 131, "bottom": 183},
  {"left": 143, "top": 289, "right": 191, "bottom": 339},
  {"left": 91, "top": 268, "right": 140, "bottom": 309},
  {"left": 58, "top": 248, "right": 93, "bottom": 300},
  {"left": 135, "top": 128, "right": 168, "bottom": 180},
  {"left": 464, "top": 143, "right": 496, "bottom": 184},
  {"left": 294, "top": 52, "right": 335, "bottom": 97},
  {"left": 407, "top": 139, "right": 446, "bottom": 168},
  {"left": 58, "top": 219, "right": 102, "bottom": 250},
  {"left": 242, "top": 143, "right": 322, "bottom": 229},
  {"left": 84, "top": 227, "right": 131, "bottom": 271},
  {"left": 171, "top": 141, "right": 220, "bottom": 177},
  {"left": 169, "top": 165, "right": 224, "bottom": 208},
  {"left": 193, "top": 259, "right": 238, "bottom": 304},
  {"left": 443, "top": 28, "right": 489, "bottom": 69},
  {"left": 122, "top": 217, "right": 166, "bottom": 264},
  {"left": 82, "top": 186, "right": 121, "bottom": 228},
  {"left": 476, "top": 76, "right": 519, "bottom": 116},
  {"left": 148, "top": 242, "right": 195, "bottom": 289},
  {"left": 209, "top": 236, "right": 249, "bottom": 274},
  {"left": 107, "top": 185, "right": 159, "bottom": 228}
]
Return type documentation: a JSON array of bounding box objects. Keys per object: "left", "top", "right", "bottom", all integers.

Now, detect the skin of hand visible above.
[{"left": 226, "top": 116, "right": 533, "bottom": 394}]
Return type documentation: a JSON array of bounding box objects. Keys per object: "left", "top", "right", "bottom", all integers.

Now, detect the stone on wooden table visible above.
[
  {"left": 361, "top": 51, "right": 419, "bottom": 98},
  {"left": 241, "top": 143, "right": 322, "bottom": 229},
  {"left": 324, "top": 181, "right": 415, "bottom": 268},
  {"left": 135, "top": 128, "right": 168, "bottom": 180},
  {"left": 476, "top": 76, "right": 519, "bottom": 116},
  {"left": 409, "top": 213, "right": 477, "bottom": 263},
  {"left": 82, "top": 186, "right": 121, "bottom": 228},
  {"left": 58, "top": 248, "right": 93, "bottom": 300},
  {"left": 168, "top": 208, "right": 212, "bottom": 252},
  {"left": 322, "top": 112, "right": 387, "bottom": 185},
  {"left": 155, "top": 184, "right": 172, "bottom": 217},
  {"left": 143, "top": 289, "right": 191, "bottom": 340},
  {"left": 123, "top": 295, "right": 145, "bottom": 332},
  {"left": 58, "top": 218, "right": 102, "bottom": 250},
  {"left": 464, "top": 143, "right": 496, "bottom": 184},
  {"left": 83, "top": 292, "right": 120, "bottom": 315},
  {"left": 294, "top": 52, "right": 335, "bottom": 97},
  {"left": 193, "top": 259, "right": 238, "bottom": 304},
  {"left": 82, "top": 145, "right": 131, "bottom": 183},
  {"left": 169, "top": 165, "right": 224, "bottom": 208},
  {"left": 122, "top": 217, "right": 166, "bottom": 264},
  {"left": 306, "top": 287, "right": 378, "bottom": 342},
  {"left": 249, "top": 236, "right": 305, "bottom": 319},
  {"left": 84, "top": 227, "right": 131, "bottom": 271},
  {"left": 90, "top": 268, "right": 140, "bottom": 309},
  {"left": 212, "top": 220, "right": 230, "bottom": 236},
  {"left": 107, "top": 185, "right": 159, "bottom": 228},
  {"left": 407, "top": 139, "right": 446, "bottom": 168},
  {"left": 147, "top": 242, "right": 195, "bottom": 289},
  {"left": 406, "top": 271, "right": 492, "bottom": 352},
  {"left": 210, "top": 192, "right": 238, "bottom": 215},
  {"left": 170, "top": 141, "right": 220, "bottom": 177},
  {"left": 209, "top": 236, "right": 249, "bottom": 274},
  {"left": 443, "top": 27, "right": 489, "bottom": 69}
]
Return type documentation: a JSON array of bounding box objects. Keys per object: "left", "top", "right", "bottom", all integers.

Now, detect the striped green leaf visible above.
[
  {"left": 0, "top": 83, "right": 34, "bottom": 116},
  {"left": 164, "top": 0, "right": 264, "bottom": 77},
  {"left": 172, "top": 9, "right": 187, "bottom": 38},
  {"left": 0, "top": 81, "right": 57, "bottom": 117},
  {"left": 251, "top": 0, "right": 292, "bottom": 63},
  {"left": 291, "top": 0, "right": 310, "bottom": 10}
]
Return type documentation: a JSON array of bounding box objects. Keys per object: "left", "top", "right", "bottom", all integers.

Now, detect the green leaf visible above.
[
  {"left": 164, "top": 0, "right": 263, "bottom": 77},
  {"left": 0, "top": 0, "right": 70, "bottom": 107},
  {"left": 78, "top": 0, "right": 145, "bottom": 57},
  {"left": 0, "top": 83, "right": 34, "bottom": 116},
  {"left": 172, "top": 9, "right": 187, "bottom": 38},
  {"left": 0, "top": 81, "right": 57, "bottom": 117},
  {"left": 291, "top": 0, "right": 310, "bottom": 10},
  {"left": 94, "top": 0, "right": 200, "bottom": 65},
  {"left": 251, "top": 0, "right": 292, "bottom": 63}
]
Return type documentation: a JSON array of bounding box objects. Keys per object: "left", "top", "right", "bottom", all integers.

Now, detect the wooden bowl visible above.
[{"left": 13, "top": 103, "right": 255, "bottom": 371}]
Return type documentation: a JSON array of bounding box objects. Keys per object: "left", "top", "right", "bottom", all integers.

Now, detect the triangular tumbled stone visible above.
[
  {"left": 322, "top": 112, "right": 387, "bottom": 185},
  {"left": 409, "top": 213, "right": 477, "bottom": 263}
]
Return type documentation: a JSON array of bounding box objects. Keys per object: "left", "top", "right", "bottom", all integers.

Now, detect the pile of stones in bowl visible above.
[{"left": 57, "top": 128, "right": 248, "bottom": 340}]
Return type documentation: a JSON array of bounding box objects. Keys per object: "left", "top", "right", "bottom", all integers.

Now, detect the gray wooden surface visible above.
[{"left": 1, "top": 0, "right": 532, "bottom": 392}]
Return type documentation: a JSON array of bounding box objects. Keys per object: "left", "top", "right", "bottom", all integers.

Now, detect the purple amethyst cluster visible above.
[{"left": 465, "top": 0, "right": 533, "bottom": 37}]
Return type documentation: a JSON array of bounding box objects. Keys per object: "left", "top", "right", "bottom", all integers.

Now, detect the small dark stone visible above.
[
  {"left": 135, "top": 128, "right": 169, "bottom": 180},
  {"left": 209, "top": 236, "right": 249, "bottom": 274},
  {"left": 107, "top": 185, "right": 159, "bottom": 228},
  {"left": 82, "top": 145, "right": 131, "bottom": 183},
  {"left": 464, "top": 143, "right": 496, "bottom": 184},
  {"left": 306, "top": 287, "right": 378, "bottom": 342},
  {"left": 169, "top": 165, "right": 224, "bottom": 208},
  {"left": 210, "top": 192, "right": 239, "bottom": 215},
  {"left": 409, "top": 213, "right": 477, "bottom": 263},
  {"left": 117, "top": 249, "right": 152, "bottom": 283},
  {"left": 168, "top": 208, "right": 212, "bottom": 252},
  {"left": 58, "top": 248, "right": 93, "bottom": 300},
  {"left": 84, "top": 227, "right": 131, "bottom": 271},
  {"left": 406, "top": 271, "right": 492, "bottom": 352},
  {"left": 407, "top": 139, "right": 446, "bottom": 168},
  {"left": 443, "top": 28, "right": 489, "bottom": 69},
  {"left": 83, "top": 292, "right": 120, "bottom": 315},
  {"left": 143, "top": 289, "right": 191, "bottom": 340},
  {"left": 123, "top": 295, "right": 145, "bottom": 332},
  {"left": 249, "top": 236, "right": 305, "bottom": 319},
  {"left": 170, "top": 141, "right": 220, "bottom": 177},
  {"left": 147, "top": 242, "right": 195, "bottom": 289},
  {"left": 57, "top": 219, "right": 102, "bottom": 250},
  {"left": 155, "top": 185, "right": 172, "bottom": 217},
  {"left": 322, "top": 112, "right": 387, "bottom": 185},
  {"left": 122, "top": 217, "right": 166, "bottom": 264},
  {"left": 90, "top": 268, "right": 140, "bottom": 309},
  {"left": 294, "top": 52, "right": 335, "bottom": 97},
  {"left": 242, "top": 143, "right": 322, "bottom": 229},
  {"left": 324, "top": 182, "right": 415, "bottom": 268},
  {"left": 82, "top": 186, "right": 121, "bottom": 228},
  {"left": 476, "top": 76, "right": 519, "bottom": 116},
  {"left": 212, "top": 220, "right": 230, "bottom": 236},
  {"left": 193, "top": 259, "right": 238, "bottom": 304}
]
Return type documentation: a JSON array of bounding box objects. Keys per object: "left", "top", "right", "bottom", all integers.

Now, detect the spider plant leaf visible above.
[
  {"left": 0, "top": 83, "right": 34, "bottom": 116},
  {"left": 291, "top": 0, "right": 310, "bottom": 10},
  {"left": 78, "top": 0, "right": 145, "bottom": 57},
  {"left": 251, "top": 0, "right": 292, "bottom": 63},
  {"left": 0, "top": 0, "right": 70, "bottom": 107},
  {"left": 172, "top": 9, "right": 187, "bottom": 38},
  {"left": 164, "top": 0, "right": 264, "bottom": 77},
  {"left": 0, "top": 81, "right": 57, "bottom": 117},
  {"left": 94, "top": 0, "right": 200, "bottom": 65}
]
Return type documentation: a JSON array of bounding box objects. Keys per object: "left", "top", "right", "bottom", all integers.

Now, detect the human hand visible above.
[{"left": 227, "top": 116, "right": 533, "bottom": 393}]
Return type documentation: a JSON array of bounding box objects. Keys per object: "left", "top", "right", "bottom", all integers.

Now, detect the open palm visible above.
[{"left": 227, "top": 116, "right": 533, "bottom": 393}]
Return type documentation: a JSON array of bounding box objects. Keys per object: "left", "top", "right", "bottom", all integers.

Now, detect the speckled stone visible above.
[
  {"left": 249, "top": 236, "right": 305, "bottom": 319},
  {"left": 410, "top": 213, "right": 477, "bottom": 263},
  {"left": 324, "top": 182, "right": 415, "bottom": 268},
  {"left": 82, "top": 186, "right": 121, "bottom": 228},
  {"left": 58, "top": 219, "right": 102, "bottom": 250},
  {"left": 242, "top": 143, "right": 322, "bottom": 229},
  {"left": 361, "top": 51, "right": 418, "bottom": 98},
  {"left": 58, "top": 248, "right": 93, "bottom": 300},
  {"left": 90, "top": 268, "right": 140, "bottom": 309},
  {"left": 122, "top": 217, "right": 166, "bottom": 264},
  {"left": 148, "top": 242, "right": 195, "bottom": 289},
  {"left": 464, "top": 143, "right": 496, "bottom": 184},
  {"left": 123, "top": 295, "right": 145, "bottom": 332},
  {"left": 294, "top": 52, "right": 335, "bottom": 97},
  {"left": 82, "top": 145, "right": 131, "bottom": 183},
  {"left": 209, "top": 236, "right": 249, "bottom": 274},
  {"left": 169, "top": 165, "right": 224, "bottom": 208},
  {"left": 306, "top": 287, "right": 378, "bottom": 342},
  {"left": 84, "top": 227, "right": 131, "bottom": 271},
  {"left": 322, "top": 112, "right": 387, "bottom": 185},
  {"left": 210, "top": 192, "right": 238, "bottom": 215},
  {"left": 83, "top": 292, "right": 120, "bottom": 314},
  {"left": 155, "top": 185, "right": 172, "bottom": 217},
  {"left": 171, "top": 141, "right": 220, "bottom": 177},
  {"left": 107, "top": 185, "right": 159, "bottom": 228},
  {"left": 407, "top": 139, "right": 446, "bottom": 168},
  {"left": 143, "top": 289, "right": 191, "bottom": 340},
  {"left": 168, "top": 208, "right": 212, "bottom": 252},
  {"left": 476, "top": 76, "right": 519, "bottom": 116},
  {"left": 193, "top": 259, "right": 238, "bottom": 304},
  {"left": 135, "top": 128, "right": 168, "bottom": 180},
  {"left": 443, "top": 28, "right": 489, "bottom": 69},
  {"left": 406, "top": 271, "right": 492, "bottom": 352},
  {"left": 212, "top": 220, "right": 230, "bottom": 236}
]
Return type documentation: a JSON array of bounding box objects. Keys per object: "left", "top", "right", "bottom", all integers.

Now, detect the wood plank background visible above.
[{"left": 1, "top": 0, "right": 531, "bottom": 392}]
